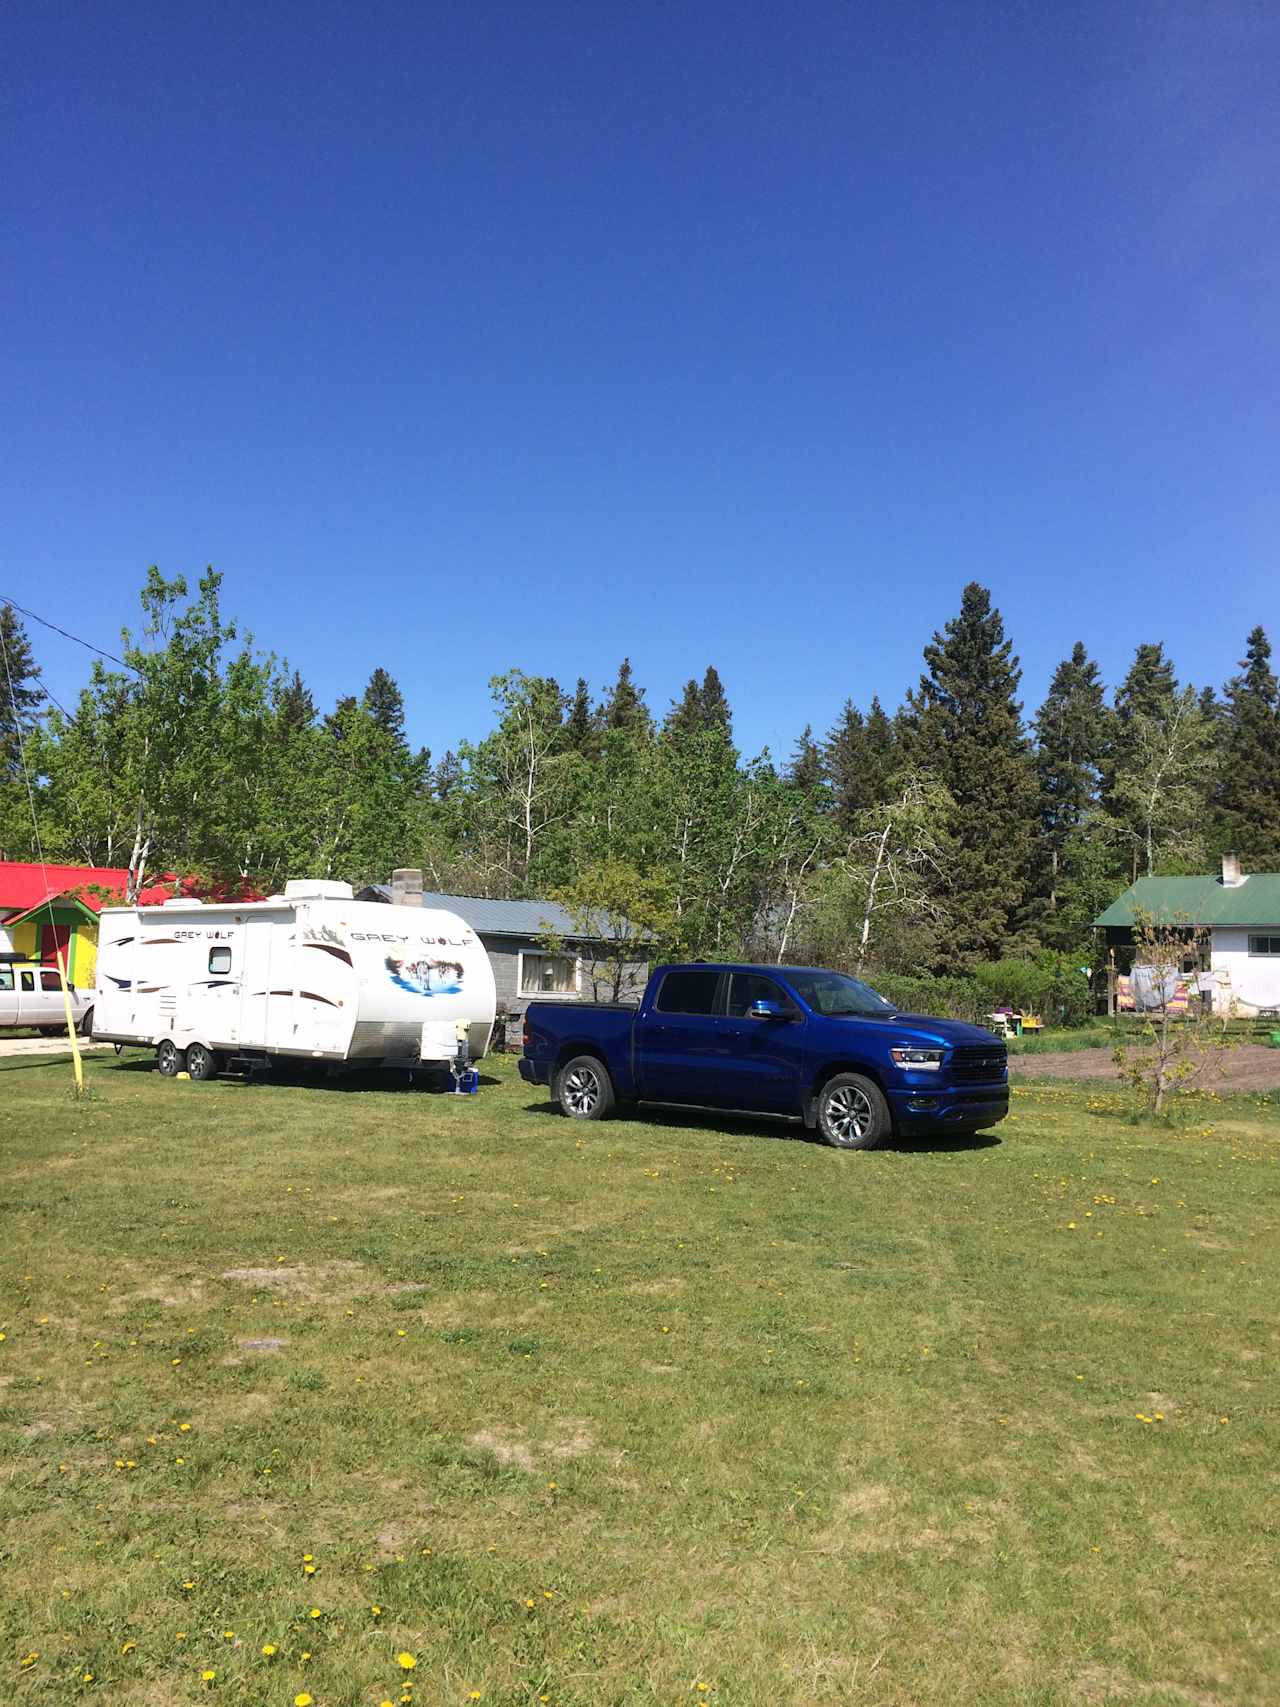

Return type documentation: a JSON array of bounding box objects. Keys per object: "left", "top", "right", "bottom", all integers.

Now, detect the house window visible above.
[
  {"left": 521, "top": 952, "right": 578, "bottom": 995},
  {"left": 208, "top": 946, "right": 232, "bottom": 974},
  {"left": 1248, "top": 935, "right": 1280, "bottom": 956}
]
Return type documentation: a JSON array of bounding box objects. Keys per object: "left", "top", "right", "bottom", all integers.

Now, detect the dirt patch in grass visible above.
[
  {"left": 220, "top": 1261, "right": 364, "bottom": 1295},
  {"left": 467, "top": 1428, "right": 538, "bottom": 1472},
  {"left": 1012, "top": 1043, "right": 1280, "bottom": 1090}
]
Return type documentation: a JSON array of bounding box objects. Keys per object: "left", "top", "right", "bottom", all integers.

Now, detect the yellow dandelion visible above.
[
  {"left": 121, "top": 1640, "right": 137, "bottom": 1654},
  {"left": 20, "top": 1652, "right": 39, "bottom": 1668},
  {"left": 468, "top": 1694, "right": 482, "bottom": 1702},
  {"left": 371, "top": 1604, "right": 383, "bottom": 1616},
  {"left": 83, "top": 1672, "right": 95, "bottom": 1683},
  {"left": 223, "top": 1630, "right": 235, "bottom": 1640},
  {"left": 303, "top": 1563, "right": 317, "bottom": 1576},
  {"left": 179, "top": 1422, "right": 192, "bottom": 1432},
  {"left": 295, "top": 1695, "right": 314, "bottom": 1707},
  {"left": 262, "top": 1644, "right": 277, "bottom": 1656},
  {"left": 181, "top": 1579, "right": 196, "bottom": 1591},
  {"left": 201, "top": 1670, "right": 216, "bottom": 1682},
  {"left": 309, "top": 1606, "right": 322, "bottom": 1618},
  {"left": 398, "top": 1652, "right": 417, "bottom": 1670}
]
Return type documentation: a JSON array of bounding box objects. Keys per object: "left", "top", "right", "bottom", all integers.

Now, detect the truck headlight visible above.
[{"left": 890, "top": 1048, "right": 943, "bottom": 1071}]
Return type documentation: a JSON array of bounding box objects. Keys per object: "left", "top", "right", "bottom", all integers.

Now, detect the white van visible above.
[
  {"left": 0, "top": 962, "right": 94, "bottom": 1034},
  {"left": 93, "top": 879, "right": 497, "bottom": 1081}
]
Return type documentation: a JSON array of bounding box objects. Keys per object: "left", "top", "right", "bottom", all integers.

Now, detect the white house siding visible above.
[{"left": 1210, "top": 926, "right": 1280, "bottom": 1015}]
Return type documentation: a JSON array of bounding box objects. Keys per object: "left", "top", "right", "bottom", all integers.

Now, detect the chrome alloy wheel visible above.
[
  {"left": 563, "top": 1063, "right": 602, "bottom": 1116},
  {"left": 823, "top": 1082, "right": 874, "bottom": 1143}
]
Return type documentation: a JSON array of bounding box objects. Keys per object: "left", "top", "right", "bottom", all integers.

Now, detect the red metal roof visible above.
[{"left": 0, "top": 861, "right": 261, "bottom": 919}]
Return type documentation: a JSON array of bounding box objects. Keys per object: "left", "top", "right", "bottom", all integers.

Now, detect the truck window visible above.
[
  {"left": 208, "top": 946, "right": 232, "bottom": 974},
  {"left": 0, "top": 967, "right": 12, "bottom": 992},
  {"left": 654, "top": 968, "right": 722, "bottom": 1015},
  {"left": 41, "top": 971, "right": 62, "bottom": 993},
  {"left": 21, "top": 971, "right": 34, "bottom": 992},
  {"left": 727, "top": 973, "right": 797, "bottom": 1018}
]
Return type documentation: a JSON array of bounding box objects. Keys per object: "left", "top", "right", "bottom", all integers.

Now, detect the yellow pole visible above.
[{"left": 53, "top": 945, "right": 85, "bottom": 1096}]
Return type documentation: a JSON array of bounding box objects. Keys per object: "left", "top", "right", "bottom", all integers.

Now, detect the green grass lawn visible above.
[{"left": 2, "top": 1051, "right": 1277, "bottom": 1707}]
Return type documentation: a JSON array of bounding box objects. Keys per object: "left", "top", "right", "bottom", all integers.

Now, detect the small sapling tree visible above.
[{"left": 1113, "top": 908, "right": 1234, "bottom": 1115}]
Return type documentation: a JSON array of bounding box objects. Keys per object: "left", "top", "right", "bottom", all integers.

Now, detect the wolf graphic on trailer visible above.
[{"left": 93, "top": 880, "right": 496, "bottom": 1080}]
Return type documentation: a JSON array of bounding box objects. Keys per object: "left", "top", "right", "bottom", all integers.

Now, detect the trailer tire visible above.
[
  {"left": 555, "top": 1054, "right": 615, "bottom": 1121},
  {"left": 815, "top": 1072, "right": 891, "bottom": 1150},
  {"left": 78, "top": 1006, "right": 95, "bottom": 1038},
  {"left": 156, "top": 1039, "right": 185, "bottom": 1078},
  {"left": 185, "top": 1042, "right": 219, "bottom": 1082}
]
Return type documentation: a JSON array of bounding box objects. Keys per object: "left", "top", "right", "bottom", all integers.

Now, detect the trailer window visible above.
[{"left": 208, "top": 946, "right": 232, "bottom": 974}]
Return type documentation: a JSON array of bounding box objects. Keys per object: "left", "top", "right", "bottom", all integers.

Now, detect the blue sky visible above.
[{"left": 4, "top": 1, "right": 1277, "bottom": 763}]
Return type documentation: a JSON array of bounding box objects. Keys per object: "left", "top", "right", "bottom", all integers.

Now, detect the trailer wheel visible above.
[
  {"left": 156, "top": 1039, "right": 185, "bottom": 1078},
  {"left": 78, "top": 1006, "right": 95, "bottom": 1038},
  {"left": 555, "top": 1055, "right": 615, "bottom": 1121},
  {"left": 185, "top": 1042, "right": 219, "bottom": 1082}
]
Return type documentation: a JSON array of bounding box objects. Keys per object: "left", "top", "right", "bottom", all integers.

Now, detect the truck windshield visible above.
[{"left": 784, "top": 971, "right": 897, "bottom": 1018}]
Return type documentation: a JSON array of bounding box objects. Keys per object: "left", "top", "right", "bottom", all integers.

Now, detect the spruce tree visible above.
[
  {"left": 0, "top": 602, "right": 44, "bottom": 857},
  {"left": 698, "top": 666, "right": 732, "bottom": 740},
  {"left": 863, "top": 696, "right": 897, "bottom": 799},
  {"left": 908, "top": 582, "right": 1037, "bottom": 963},
  {"left": 665, "top": 678, "right": 703, "bottom": 739},
  {"left": 1218, "top": 626, "right": 1280, "bottom": 866},
  {"left": 823, "top": 701, "right": 868, "bottom": 829},
  {"left": 0, "top": 602, "right": 43, "bottom": 776},
  {"left": 787, "top": 725, "right": 826, "bottom": 802},
  {"left": 363, "top": 667, "right": 407, "bottom": 746},
  {"left": 600, "top": 659, "right": 650, "bottom": 735},
  {"left": 277, "top": 670, "right": 316, "bottom": 731},
  {"left": 1033, "top": 642, "right": 1108, "bottom": 935},
  {"left": 564, "top": 677, "right": 599, "bottom": 757}
]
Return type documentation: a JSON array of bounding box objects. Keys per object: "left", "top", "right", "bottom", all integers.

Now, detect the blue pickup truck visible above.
[{"left": 519, "top": 962, "right": 1008, "bottom": 1149}]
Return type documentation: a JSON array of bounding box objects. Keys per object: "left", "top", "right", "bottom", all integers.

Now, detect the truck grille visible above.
[{"left": 949, "top": 1043, "right": 1007, "bottom": 1082}]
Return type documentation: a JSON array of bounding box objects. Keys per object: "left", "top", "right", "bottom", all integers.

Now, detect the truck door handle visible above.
[{"left": 722, "top": 1028, "right": 743, "bottom": 1040}]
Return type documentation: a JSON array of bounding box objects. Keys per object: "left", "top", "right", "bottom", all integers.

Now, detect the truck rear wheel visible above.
[
  {"left": 156, "top": 1039, "right": 185, "bottom": 1078},
  {"left": 555, "top": 1055, "right": 615, "bottom": 1121},
  {"left": 816, "top": 1073, "right": 891, "bottom": 1150}
]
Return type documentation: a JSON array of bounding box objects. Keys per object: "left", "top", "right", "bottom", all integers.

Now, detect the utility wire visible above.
[{"left": 0, "top": 593, "right": 137, "bottom": 674}]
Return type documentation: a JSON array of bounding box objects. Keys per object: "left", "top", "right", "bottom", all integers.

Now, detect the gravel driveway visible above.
[
  {"left": 0, "top": 1034, "right": 111, "bottom": 1058},
  {"left": 1011, "top": 1042, "right": 1280, "bottom": 1092}
]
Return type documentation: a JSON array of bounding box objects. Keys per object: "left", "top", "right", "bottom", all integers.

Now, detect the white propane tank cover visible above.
[
  {"left": 283, "top": 880, "right": 354, "bottom": 901},
  {"left": 420, "top": 1020, "right": 457, "bottom": 1063},
  {"left": 162, "top": 897, "right": 200, "bottom": 906}
]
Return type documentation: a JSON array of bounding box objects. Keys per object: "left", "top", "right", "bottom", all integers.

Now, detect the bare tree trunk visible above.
[{"left": 856, "top": 821, "right": 892, "bottom": 970}]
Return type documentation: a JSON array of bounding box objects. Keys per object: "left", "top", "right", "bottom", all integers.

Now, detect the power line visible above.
[{"left": 0, "top": 593, "right": 137, "bottom": 675}]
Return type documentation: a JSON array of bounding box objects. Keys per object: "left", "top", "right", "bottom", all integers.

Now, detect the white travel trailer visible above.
[{"left": 93, "top": 880, "right": 496, "bottom": 1081}]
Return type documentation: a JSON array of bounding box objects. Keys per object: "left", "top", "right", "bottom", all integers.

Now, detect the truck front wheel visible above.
[
  {"left": 555, "top": 1055, "right": 615, "bottom": 1121},
  {"left": 815, "top": 1073, "right": 891, "bottom": 1150}
]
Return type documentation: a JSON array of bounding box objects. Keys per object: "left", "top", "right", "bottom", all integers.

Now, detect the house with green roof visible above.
[{"left": 1094, "top": 854, "right": 1280, "bottom": 1017}]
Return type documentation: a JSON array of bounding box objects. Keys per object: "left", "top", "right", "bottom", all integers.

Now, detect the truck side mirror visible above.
[{"left": 748, "top": 999, "right": 787, "bottom": 1020}]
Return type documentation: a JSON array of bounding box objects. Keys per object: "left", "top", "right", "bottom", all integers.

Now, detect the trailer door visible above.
[{"left": 237, "top": 917, "right": 277, "bottom": 1049}]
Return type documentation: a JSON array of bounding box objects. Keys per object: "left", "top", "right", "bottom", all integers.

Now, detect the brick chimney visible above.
[
  {"left": 1221, "top": 851, "right": 1243, "bottom": 888},
  {"left": 390, "top": 867, "right": 424, "bottom": 907}
]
